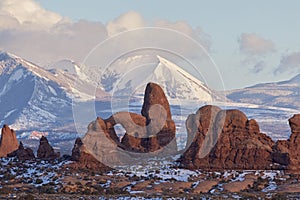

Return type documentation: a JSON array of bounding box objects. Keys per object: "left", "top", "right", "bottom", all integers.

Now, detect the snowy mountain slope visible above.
[
  {"left": 0, "top": 52, "right": 75, "bottom": 131},
  {"left": 46, "top": 59, "right": 109, "bottom": 100},
  {"left": 0, "top": 52, "right": 109, "bottom": 131},
  {"left": 226, "top": 74, "right": 300, "bottom": 109},
  {"left": 100, "top": 55, "right": 220, "bottom": 102}
]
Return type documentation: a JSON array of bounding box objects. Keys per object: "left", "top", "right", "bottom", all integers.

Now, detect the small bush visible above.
[
  {"left": 75, "top": 181, "right": 82, "bottom": 186},
  {"left": 18, "top": 194, "right": 35, "bottom": 200},
  {"left": 35, "top": 179, "right": 43, "bottom": 184}
]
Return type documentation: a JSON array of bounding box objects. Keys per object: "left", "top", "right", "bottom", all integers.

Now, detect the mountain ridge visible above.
[{"left": 226, "top": 73, "right": 300, "bottom": 109}]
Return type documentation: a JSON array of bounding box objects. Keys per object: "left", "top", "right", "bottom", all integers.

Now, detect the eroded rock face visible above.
[
  {"left": 70, "top": 138, "right": 110, "bottom": 172},
  {"left": 287, "top": 114, "right": 300, "bottom": 170},
  {"left": 124, "top": 82, "right": 176, "bottom": 152},
  {"left": 37, "top": 136, "right": 60, "bottom": 160},
  {"left": 83, "top": 82, "right": 176, "bottom": 154},
  {"left": 180, "top": 105, "right": 221, "bottom": 169},
  {"left": 273, "top": 114, "right": 300, "bottom": 170},
  {"left": 181, "top": 106, "right": 275, "bottom": 170},
  {"left": 142, "top": 83, "right": 176, "bottom": 149},
  {"left": 0, "top": 125, "right": 19, "bottom": 157},
  {"left": 8, "top": 142, "right": 35, "bottom": 161},
  {"left": 77, "top": 82, "right": 177, "bottom": 168},
  {"left": 142, "top": 82, "right": 172, "bottom": 120}
]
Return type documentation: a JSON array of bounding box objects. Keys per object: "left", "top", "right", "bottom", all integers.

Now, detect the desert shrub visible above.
[
  {"left": 271, "top": 193, "right": 288, "bottom": 200},
  {"left": 106, "top": 187, "right": 128, "bottom": 195},
  {"left": 48, "top": 181, "right": 56, "bottom": 186},
  {"left": 52, "top": 176, "right": 59, "bottom": 182},
  {"left": 3, "top": 171, "right": 16, "bottom": 180},
  {"left": 37, "top": 185, "right": 56, "bottom": 194},
  {"left": 92, "top": 184, "right": 104, "bottom": 193},
  {"left": 75, "top": 181, "right": 82, "bottom": 186},
  {"left": 85, "top": 182, "right": 93, "bottom": 187},
  {"left": 18, "top": 194, "right": 35, "bottom": 200},
  {"left": 0, "top": 186, "right": 13, "bottom": 194},
  {"left": 35, "top": 179, "right": 43, "bottom": 184},
  {"left": 129, "top": 175, "right": 140, "bottom": 181},
  {"left": 82, "top": 188, "right": 92, "bottom": 195}
]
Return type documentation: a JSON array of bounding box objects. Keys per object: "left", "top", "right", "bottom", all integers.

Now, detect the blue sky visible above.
[{"left": 1, "top": 0, "right": 300, "bottom": 90}]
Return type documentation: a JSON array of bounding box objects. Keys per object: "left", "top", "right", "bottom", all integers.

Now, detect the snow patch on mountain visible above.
[{"left": 101, "top": 55, "right": 215, "bottom": 102}]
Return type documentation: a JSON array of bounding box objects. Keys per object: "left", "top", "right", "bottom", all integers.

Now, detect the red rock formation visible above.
[
  {"left": 273, "top": 114, "right": 300, "bottom": 170},
  {"left": 181, "top": 106, "right": 275, "bottom": 170},
  {"left": 37, "top": 136, "right": 60, "bottom": 160},
  {"left": 76, "top": 82, "right": 177, "bottom": 168},
  {"left": 286, "top": 114, "right": 300, "bottom": 170},
  {"left": 180, "top": 105, "right": 221, "bottom": 169},
  {"left": 8, "top": 142, "right": 35, "bottom": 160},
  {"left": 111, "top": 82, "right": 176, "bottom": 152},
  {"left": 141, "top": 82, "right": 176, "bottom": 149},
  {"left": 142, "top": 82, "right": 172, "bottom": 120},
  {"left": 70, "top": 138, "right": 110, "bottom": 172},
  {"left": 83, "top": 82, "right": 176, "bottom": 154},
  {"left": 0, "top": 125, "right": 19, "bottom": 157}
]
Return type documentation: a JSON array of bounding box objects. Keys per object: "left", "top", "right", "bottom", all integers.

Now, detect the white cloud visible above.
[
  {"left": 106, "top": 11, "right": 146, "bottom": 36},
  {"left": 238, "top": 33, "right": 275, "bottom": 56},
  {"left": 275, "top": 51, "right": 300, "bottom": 74},
  {"left": 154, "top": 20, "right": 211, "bottom": 51},
  {"left": 0, "top": 20, "right": 108, "bottom": 65},
  {"left": 0, "top": 1, "right": 211, "bottom": 67},
  {"left": 0, "top": 0, "right": 66, "bottom": 30}
]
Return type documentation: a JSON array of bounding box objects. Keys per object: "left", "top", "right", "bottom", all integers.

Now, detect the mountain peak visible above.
[
  {"left": 0, "top": 51, "right": 23, "bottom": 62},
  {"left": 153, "top": 55, "right": 212, "bottom": 101},
  {"left": 155, "top": 55, "right": 208, "bottom": 88},
  {"left": 288, "top": 73, "right": 300, "bottom": 84},
  {"left": 156, "top": 55, "right": 181, "bottom": 72}
]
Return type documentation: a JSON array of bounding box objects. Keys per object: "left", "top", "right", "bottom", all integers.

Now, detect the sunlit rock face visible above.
[
  {"left": 273, "top": 114, "right": 300, "bottom": 171},
  {"left": 180, "top": 106, "right": 275, "bottom": 170},
  {"left": 75, "top": 82, "right": 177, "bottom": 169},
  {"left": 0, "top": 124, "right": 19, "bottom": 157}
]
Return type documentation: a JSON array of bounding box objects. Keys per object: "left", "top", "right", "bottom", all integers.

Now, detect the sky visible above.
[{"left": 1, "top": 0, "right": 300, "bottom": 90}]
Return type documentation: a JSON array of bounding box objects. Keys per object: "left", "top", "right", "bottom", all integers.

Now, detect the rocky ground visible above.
[{"left": 1, "top": 158, "right": 300, "bottom": 199}]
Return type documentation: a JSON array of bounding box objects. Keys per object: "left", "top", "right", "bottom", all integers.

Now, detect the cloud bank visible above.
[
  {"left": 0, "top": 0, "right": 211, "bottom": 66},
  {"left": 238, "top": 33, "right": 275, "bottom": 56},
  {"left": 275, "top": 51, "right": 300, "bottom": 74},
  {"left": 237, "top": 33, "right": 276, "bottom": 74},
  {"left": 0, "top": 0, "right": 65, "bottom": 30}
]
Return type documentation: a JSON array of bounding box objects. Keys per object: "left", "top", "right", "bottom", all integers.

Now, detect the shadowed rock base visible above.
[{"left": 8, "top": 142, "right": 35, "bottom": 160}]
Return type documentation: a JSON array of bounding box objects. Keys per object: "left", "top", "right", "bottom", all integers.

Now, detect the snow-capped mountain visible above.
[
  {"left": 226, "top": 74, "right": 300, "bottom": 109},
  {"left": 1, "top": 50, "right": 299, "bottom": 151},
  {"left": 101, "top": 55, "right": 219, "bottom": 102},
  {"left": 0, "top": 52, "right": 109, "bottom": 133},
  {"left": 0, "top": 52, "right": 73, "bottom": 131},
  {"left": 46, "top": 59, "right": 109, "bottom": 100}
]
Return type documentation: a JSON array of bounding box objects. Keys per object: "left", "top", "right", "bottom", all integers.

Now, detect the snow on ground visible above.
[
  {"left": 109, "top": 159, "right": 200, "bottom": 182},
  {"left": 0, "top": 157, "right": 72, "bottom": 188}
]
